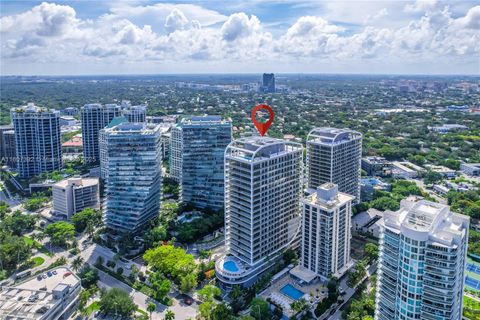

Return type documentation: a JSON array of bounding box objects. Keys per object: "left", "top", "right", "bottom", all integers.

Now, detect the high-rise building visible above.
[
  {"left": 103, "top": 122, "right": 162, "bottom": 233},
  {"left": 306, "top": 127, "right": 362, "bottom": 203},
  {"left": 81, "top": 103, "right": 121, "bottom": 163},
  {"left": 11, "top": 103, "right": 62, "bottom": 178},
  {"left": 99, "top": 117, "right": 128, "bottom": 180},
  {"left": 262, "top": 73, "right": 275, "bottom": 93},
  {"left": 215, "top": 137, "right": 303, "bottom": 287},
  {"left": 170, "top": 115, "right": 232, "bottom": 210},
  {"left": 0, "top": 125, "right": 13, "bottom": 165},
  {"left": 52, "top": 177, "right": 100, "bottom": 219},
  {"left": 300, "top": 183, "right": 354, "bottom": 280},
  {"left": 122, "top": 105, "right": 147, "bottom": 123},
  {"left": 375, "top": 200, "right": 469, "bottom": 320},
  {"left": 2, "top": 130, "right": 16, "bottom": 168}
]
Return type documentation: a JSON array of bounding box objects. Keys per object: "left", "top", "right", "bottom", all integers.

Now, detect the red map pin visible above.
[{"left": 251, "top": 104, "right": 274, "bottom": 136}]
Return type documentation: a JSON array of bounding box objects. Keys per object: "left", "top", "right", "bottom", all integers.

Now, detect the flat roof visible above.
[{"left": 0, "top": 266, "right": 80, "bottom": 320}]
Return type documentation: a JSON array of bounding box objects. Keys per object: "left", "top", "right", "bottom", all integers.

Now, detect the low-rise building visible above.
[
  {"left": 0, "top": 266, "right": 81, "bottom": 320},
  {"left": 352, "top": 208, "right": 383, "bottom": 238},
  {"left": 428, "top": 124, "right": 468, "bottom": 133},
  {"left": 52, "top": 177, "right": 100, "bottom": 219},
  {"left": 361, "top": 156, "right": 392, "bottom": 177},
  {"left": 426, "top": 165, "right": 457, "bottom": 178},
  {"left": 461, "top": 163, "right": 480, "bottom": 176},
  {"left": 391, "top": 161, "right": 425, "bottom": 179}
]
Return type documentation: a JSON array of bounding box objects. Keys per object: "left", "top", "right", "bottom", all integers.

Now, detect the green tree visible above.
[
  {"left": 364, "top": 243, "right": 379, "bottom": 262},
  {"left": 197, "top": 285, "right": 221, "bottom": 302},
  {"left": 211, "top": 303, "right": 235, "bottom": 320},
  {"left": 44, "top": 221, "right": 75, "bottom": 247},
  {"left": 78, "top": 265, "right": 99, "bottom": 288},
  {"left": 164, "top": 309, "right": 175, "bottom": 320},
  {"left": 71, "top": 208, "right": 102, "bottom": 232},
  {"left": 98, "top": 288, "right": 136, "bottom": 317},
  {"left": 147, "top": 302, "right": 156, "bottom": 320},
  {"left": 370, "top": 196, "right": 400, "bottom": 211},
  {"left": 1, "top": 211, "right": 38, "bottom": 236},
  {"left": 0, "top": 231, "right": 32, "bottom": 271},
  {"left": 71, "top": 256, "right": 84, "bottom": 272},
  {"left": 179, "top": 273, "right": 197, "bottom": 293},
  {"left": 250, "top": 298, "right": 270, "bottom": 320}
]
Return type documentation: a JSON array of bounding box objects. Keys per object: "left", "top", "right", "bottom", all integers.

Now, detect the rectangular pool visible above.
[{"left": 280, "top": 284, "right": 305, "bottom": 300}]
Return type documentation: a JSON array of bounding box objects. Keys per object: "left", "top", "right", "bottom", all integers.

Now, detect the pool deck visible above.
[{"left": 259, "top": 269, "right": 326, "bottom": 318}]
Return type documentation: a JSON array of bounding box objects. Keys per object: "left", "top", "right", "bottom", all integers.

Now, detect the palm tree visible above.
[
  {"left": 71, "top": 256, "right": 84, "bottom": 272},
  {"left": 147, "top": 302, "right": 156, "bottom": 320},
  {"left": 164, "top": 309, "right": 175, "bottom": 320}
]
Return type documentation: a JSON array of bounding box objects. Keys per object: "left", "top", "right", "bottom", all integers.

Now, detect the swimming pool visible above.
[
  {"left": 223, "top": 260, "right": 239, "bottom": 272},
  {"left": 280, "top": 284, "right": 305, "bottom": 300}
]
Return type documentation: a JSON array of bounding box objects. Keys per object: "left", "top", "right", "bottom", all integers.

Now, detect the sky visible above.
[{"left": 0, "top": 0, "right": 479, "bottom": 75}]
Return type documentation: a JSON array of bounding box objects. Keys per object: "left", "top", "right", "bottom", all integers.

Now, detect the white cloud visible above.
[
  {"left": 0, "top": 1, "right": 479, "bottom": 74},
  {"left": 221, "top": 13, "right": 261, "bottom": 41},
  {"left": 164, "top": 8, "right": 189, "bottom": 33}
]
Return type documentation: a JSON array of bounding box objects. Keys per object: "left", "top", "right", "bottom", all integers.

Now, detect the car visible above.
[
  {"left": 47, "top": 271, "right": 52, "bottom": 277},
  {"left": 42, "top": 274, "right": 47, "bottom": 279},
  {"left": 339, "top": 288, "right": 346, "bottom": 295},
  {"left": 37, "top": 275, "right": 42, "bottom": 281},
  {"left": 329, "top": 308, "right": 336, "bottom": 315},
  {"left": 39, "top": 287, "right": 47, "bottom": 291},
  {"left": 52, "top": 270, "right": 57, "bottom": 275}
]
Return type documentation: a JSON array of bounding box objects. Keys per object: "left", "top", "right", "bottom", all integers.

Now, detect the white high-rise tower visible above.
[
  {"left": 215, "top": 137, "right": 303, "bottom": 287},
  {"left": 375, "top": 199, "right": 469, "bottom": 320},
  {"left": 306, "top": 127, "right": 362, "bottom": 203}
]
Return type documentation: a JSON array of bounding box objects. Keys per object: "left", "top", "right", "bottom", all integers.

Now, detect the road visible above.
[
  {"left": 96, "top": 266, "right": 198, "bottom": 319},
  {"left": 328, "top": 263, "right": 377, "bottom": 320}
]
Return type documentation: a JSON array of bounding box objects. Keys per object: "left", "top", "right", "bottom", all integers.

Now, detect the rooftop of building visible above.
[
  {"left": 362, "top": 156, "right": 390, "bottom": 164},
  {"left": 11, "top": 103, "right": 58, "bottom": 114},
  {"left": 307, "top": 127, "right": 362, "bottom": 145},
  {"left": 226, "top": 136, "right": 302, "bottom": 162},
  {"left": 384, "top": 199, "right": 469, "bottom": 245},
  {"left": 81, "top": 103, "right": 120, "bottom": 110},
  {"left": 53, "top": 177, "right": 99, "bottom": 189},
  {"left": 0, "top": 266, "right": 80, "bottom": 320},
  {"left": 179, "top": 115, "right": 231, "bottom": 126},
  {"left": 304, "top": 183, "right": 355, "bottom": 209},
  {"left": 104, "top": 122, "right": 159, "bottom": 135}
]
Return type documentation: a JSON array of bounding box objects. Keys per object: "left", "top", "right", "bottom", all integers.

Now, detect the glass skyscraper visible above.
[
  {"left": 170, "top": 115, "right": 232, "bottom": 211},
  {"left": 375, "top": 200, "right": 469, "bottom": 320},
  {"left": 81, "top": 103, "right": 121, "bottom": 163},
  {"left": 103, "top": 122, "right": 162, "bottom": 233},
  {"left": 11, "top": 103, "right": 62, "bottom": 178},
  {"left": 306, "top": 127, "right": 362, "bottom": 203}
]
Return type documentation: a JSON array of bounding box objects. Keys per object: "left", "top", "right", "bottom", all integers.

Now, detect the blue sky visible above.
[{"left": 1, "top": 0, "right": 479, "bottom": 75}]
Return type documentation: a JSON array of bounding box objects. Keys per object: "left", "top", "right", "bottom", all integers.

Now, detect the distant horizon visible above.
[{"left": 1, "top": 72, "right": 479, "bottom": 78}]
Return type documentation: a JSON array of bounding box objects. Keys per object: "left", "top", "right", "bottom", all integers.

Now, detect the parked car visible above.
[{"left": 47, "top": 271, "right": 52, "bottom": 277}]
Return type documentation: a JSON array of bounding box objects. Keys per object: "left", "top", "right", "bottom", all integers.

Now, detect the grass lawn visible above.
[
  {"left": 29, "top": 256, "right": 45, "bottom": 268},
  {"left": 464, "top": 295, "right": 480, "bottom": 320},
  {"left": 23, "top": 236, "right": 54, "bottom": 257},
  {"left": 84, "top": 302, "right": 100, "bottom": 316}
]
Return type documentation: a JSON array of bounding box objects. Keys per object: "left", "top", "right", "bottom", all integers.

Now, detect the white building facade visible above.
[
  {"left": 306, "top": 127, "right": 362, "bottom": 203},
  {"left": 52, "top": 177, "right": 100, "bottom": 219},
  {"left": 215, "top": 137, "right": 303, "bottom": 287},
  {"left": 301, "top": 183, "right": 354, "bottom": 280},
  {"left": 375, "top": 200, "right": 469, "bottom": 320}
]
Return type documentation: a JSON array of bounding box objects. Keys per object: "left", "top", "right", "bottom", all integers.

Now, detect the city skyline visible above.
[{"left": 1, "top": 0, "right": 479, "bottom": 75}]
